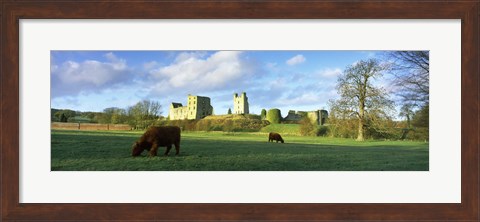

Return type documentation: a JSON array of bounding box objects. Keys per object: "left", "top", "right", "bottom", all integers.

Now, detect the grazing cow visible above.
[
  {"left": 132, "top": 126, "right": 181, "bottom": 157},
  {"left": 268, "top": 132, "right": 284, "bottom": 143}
]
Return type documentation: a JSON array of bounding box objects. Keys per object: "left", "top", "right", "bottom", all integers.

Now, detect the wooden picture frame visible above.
[{"left": 1, "top": 1, "right": 478, "bottom": 221}]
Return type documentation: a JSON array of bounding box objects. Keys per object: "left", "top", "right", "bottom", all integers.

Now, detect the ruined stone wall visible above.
[
  {"left": 284, "top": 110, "right": 306, "bottom": 122},
  {"left": 307, "top": 111, "right": 320, "bottom": 125},
  {"left": 108, "top": 124, "right": 132, "bottom": 130},
  {"left": 169, "top": 105, "right": 188, "bottom": 120},
  {"left": 283, "top": 109, "right": 328, "bottom": 125},
  {"left": 170, "top": 95, "right": 213, "bottom": 120},
  {"left": 194, "top": 96, "right": 213, "bottom": 119},
  {"left": 51, "top": 122, "right": 80, "bottom": 130}
]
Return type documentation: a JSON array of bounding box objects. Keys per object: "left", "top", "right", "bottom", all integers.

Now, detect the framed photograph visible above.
[
  {"left": 49, "top": 49, "right": 430, "bottom": 172},
  {"left": 1, "top": 1, "right": 478, "bottom": 221}
]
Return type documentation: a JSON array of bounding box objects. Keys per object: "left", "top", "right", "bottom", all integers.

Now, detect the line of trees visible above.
[{"left": 52, "top": 100, "right": 162, "bottom": 130}]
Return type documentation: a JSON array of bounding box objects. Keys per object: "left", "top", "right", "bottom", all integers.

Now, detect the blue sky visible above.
[{"left": 51, "top": 50, "right": 387, "bottom": 116}]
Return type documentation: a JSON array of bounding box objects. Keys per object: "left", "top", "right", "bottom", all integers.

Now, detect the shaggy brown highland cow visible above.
[
  {"left": 132, "top": 126, "right": 181, "bottom": 157},
  {"left": 268, "top": 132, "right": 284, "bottom": 143}
]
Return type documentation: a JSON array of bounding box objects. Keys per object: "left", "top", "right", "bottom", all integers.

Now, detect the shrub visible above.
[
  {"left": 317, "top": 126, "right": 328, "bottom": 136},
  {"left": 244, "top": 114, "right": 261, "bottom": 120},
  {"left": 231, "top": 119, "right": 265, "bottom": 132},
  {"left": 365, "top": 127, "right": 397, "bottom": 140},
  {"left": 155, "top": 119, "right": 198, "bottom": 131},
  {"left": 326, "top": 117, "right": 357, "bottom": 139},
  {"left": 266, "top": 108, "right": 282, "bottom": 124},
  {"left": 196, "top": 119, "right": 212, "bottom": 131},
  {"left": 195, "top": 116, "right": 267, "bottom": 132},
  {"left": 299, "top": 116, "right": 318, "bottom": 136},
  {"left": 405, "top": 127, "right": 429, "bottom": 141},
  {"left": 412, "top": 105, "right": 429, "bottom": 128},
  {"left": 223, "top": 119, "right": 234, "bottom": 132}
]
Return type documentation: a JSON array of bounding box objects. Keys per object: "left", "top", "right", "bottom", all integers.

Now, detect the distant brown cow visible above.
[
  {"left": 268, "top": 132, "right": 284, "bottom": 143},
  {"left": 132, "top": 126, "right": 181, "bottom": 157}
]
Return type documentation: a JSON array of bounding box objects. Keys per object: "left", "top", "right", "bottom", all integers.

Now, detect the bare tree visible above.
[
  {"left": 331, "top": 59, "right": 395, "bottom": 141},
  {"left": 387, "top": 51, "right": 429, "bottom": 106},
  {"left": 127, "top": 100, "right": 162, "bottom": 129},
  {"left": 102, "top": 107, "right": 128, "bottom": 124},
  {"left": 399, "top": 103, "right": 414, "bottom": 128}
]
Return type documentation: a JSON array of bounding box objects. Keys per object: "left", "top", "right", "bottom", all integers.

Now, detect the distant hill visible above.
[{"left": 51, "top": 108, "right": 101, "bottom": 123}]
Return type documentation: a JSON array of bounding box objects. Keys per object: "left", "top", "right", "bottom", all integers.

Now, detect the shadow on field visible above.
[{"left": 51, "top": 131, "right": 428, "bottom": 157}]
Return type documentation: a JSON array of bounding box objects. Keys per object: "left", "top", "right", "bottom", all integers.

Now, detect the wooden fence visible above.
[{"left": 51, "top": 122, "right": 131, "bottom": 131}]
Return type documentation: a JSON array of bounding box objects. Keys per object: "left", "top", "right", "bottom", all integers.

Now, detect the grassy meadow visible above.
[
  {"left": 51, "top": 129, "right": 428, "bottom": 171},
  {"left": 259, "top": 124, "right": 301, "bottom": 135}
]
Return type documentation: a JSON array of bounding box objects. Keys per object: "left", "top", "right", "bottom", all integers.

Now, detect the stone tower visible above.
[{"left": 233, "top": 92, "right": 249, "bottom": 114}]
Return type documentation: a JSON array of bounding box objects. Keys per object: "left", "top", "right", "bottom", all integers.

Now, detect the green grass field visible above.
[
  {"left": 51, "top": 129, "right": 428, "bottom": 171},
  {"left": 260, "top": 124, "right": 301, "bottom": 135}
]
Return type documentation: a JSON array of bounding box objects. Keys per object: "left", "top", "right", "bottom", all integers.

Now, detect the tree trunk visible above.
[
  {"left": 406, "top": 114, "right": 411, "bottom": 129},
  {"left": 357, "top": 117, "right": 364, "bottom": 141},
  {"left": 357, "top": 101, "right": 365, "bottom": 141}
]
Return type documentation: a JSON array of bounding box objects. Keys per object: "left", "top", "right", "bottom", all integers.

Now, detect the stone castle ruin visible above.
[
  {"left": 284, "top": 110, "right": 328, "bottom": 125},
  {"left": 233, "top": 92, "right": 249, "bottom": 114},
  {"left": 169, "top": 92, "right": 327, "bottom": 125},
  {"left": 169, "top": 94, "right": 213, "bottom": 120}
]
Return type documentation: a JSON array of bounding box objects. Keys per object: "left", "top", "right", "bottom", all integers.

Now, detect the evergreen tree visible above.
[{"left": 60, "top": 113, "right": 67, "bottom": 122}]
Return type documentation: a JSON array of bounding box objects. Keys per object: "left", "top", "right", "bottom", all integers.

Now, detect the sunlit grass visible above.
[{"left": 259, "top": 124, "right": 301, "bottom": 135}]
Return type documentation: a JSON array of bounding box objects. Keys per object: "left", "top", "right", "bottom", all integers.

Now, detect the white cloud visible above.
[
  {"left": 276, "top": 92, "right": 321, "bottom": 106},
  {"left": 149, "top": 51, "right": 257, "bottom": 94},
  {"left": 174, "top": 51, "right": 208, "bottom": 62},
  {"left": 104, "top": 52, "right": 117, "bottom": 61},
  {"left": 318, "top": 68, "right": 342, "bottom": 78},
  {"left": 286, "top": 54, "right": 306, "bottom": 66},
  {"left": 56, "top": 61, "right": 113, "bottom": 85},
  {"left": 51, "top": 52, "right": 133, "bottom": 98}
]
